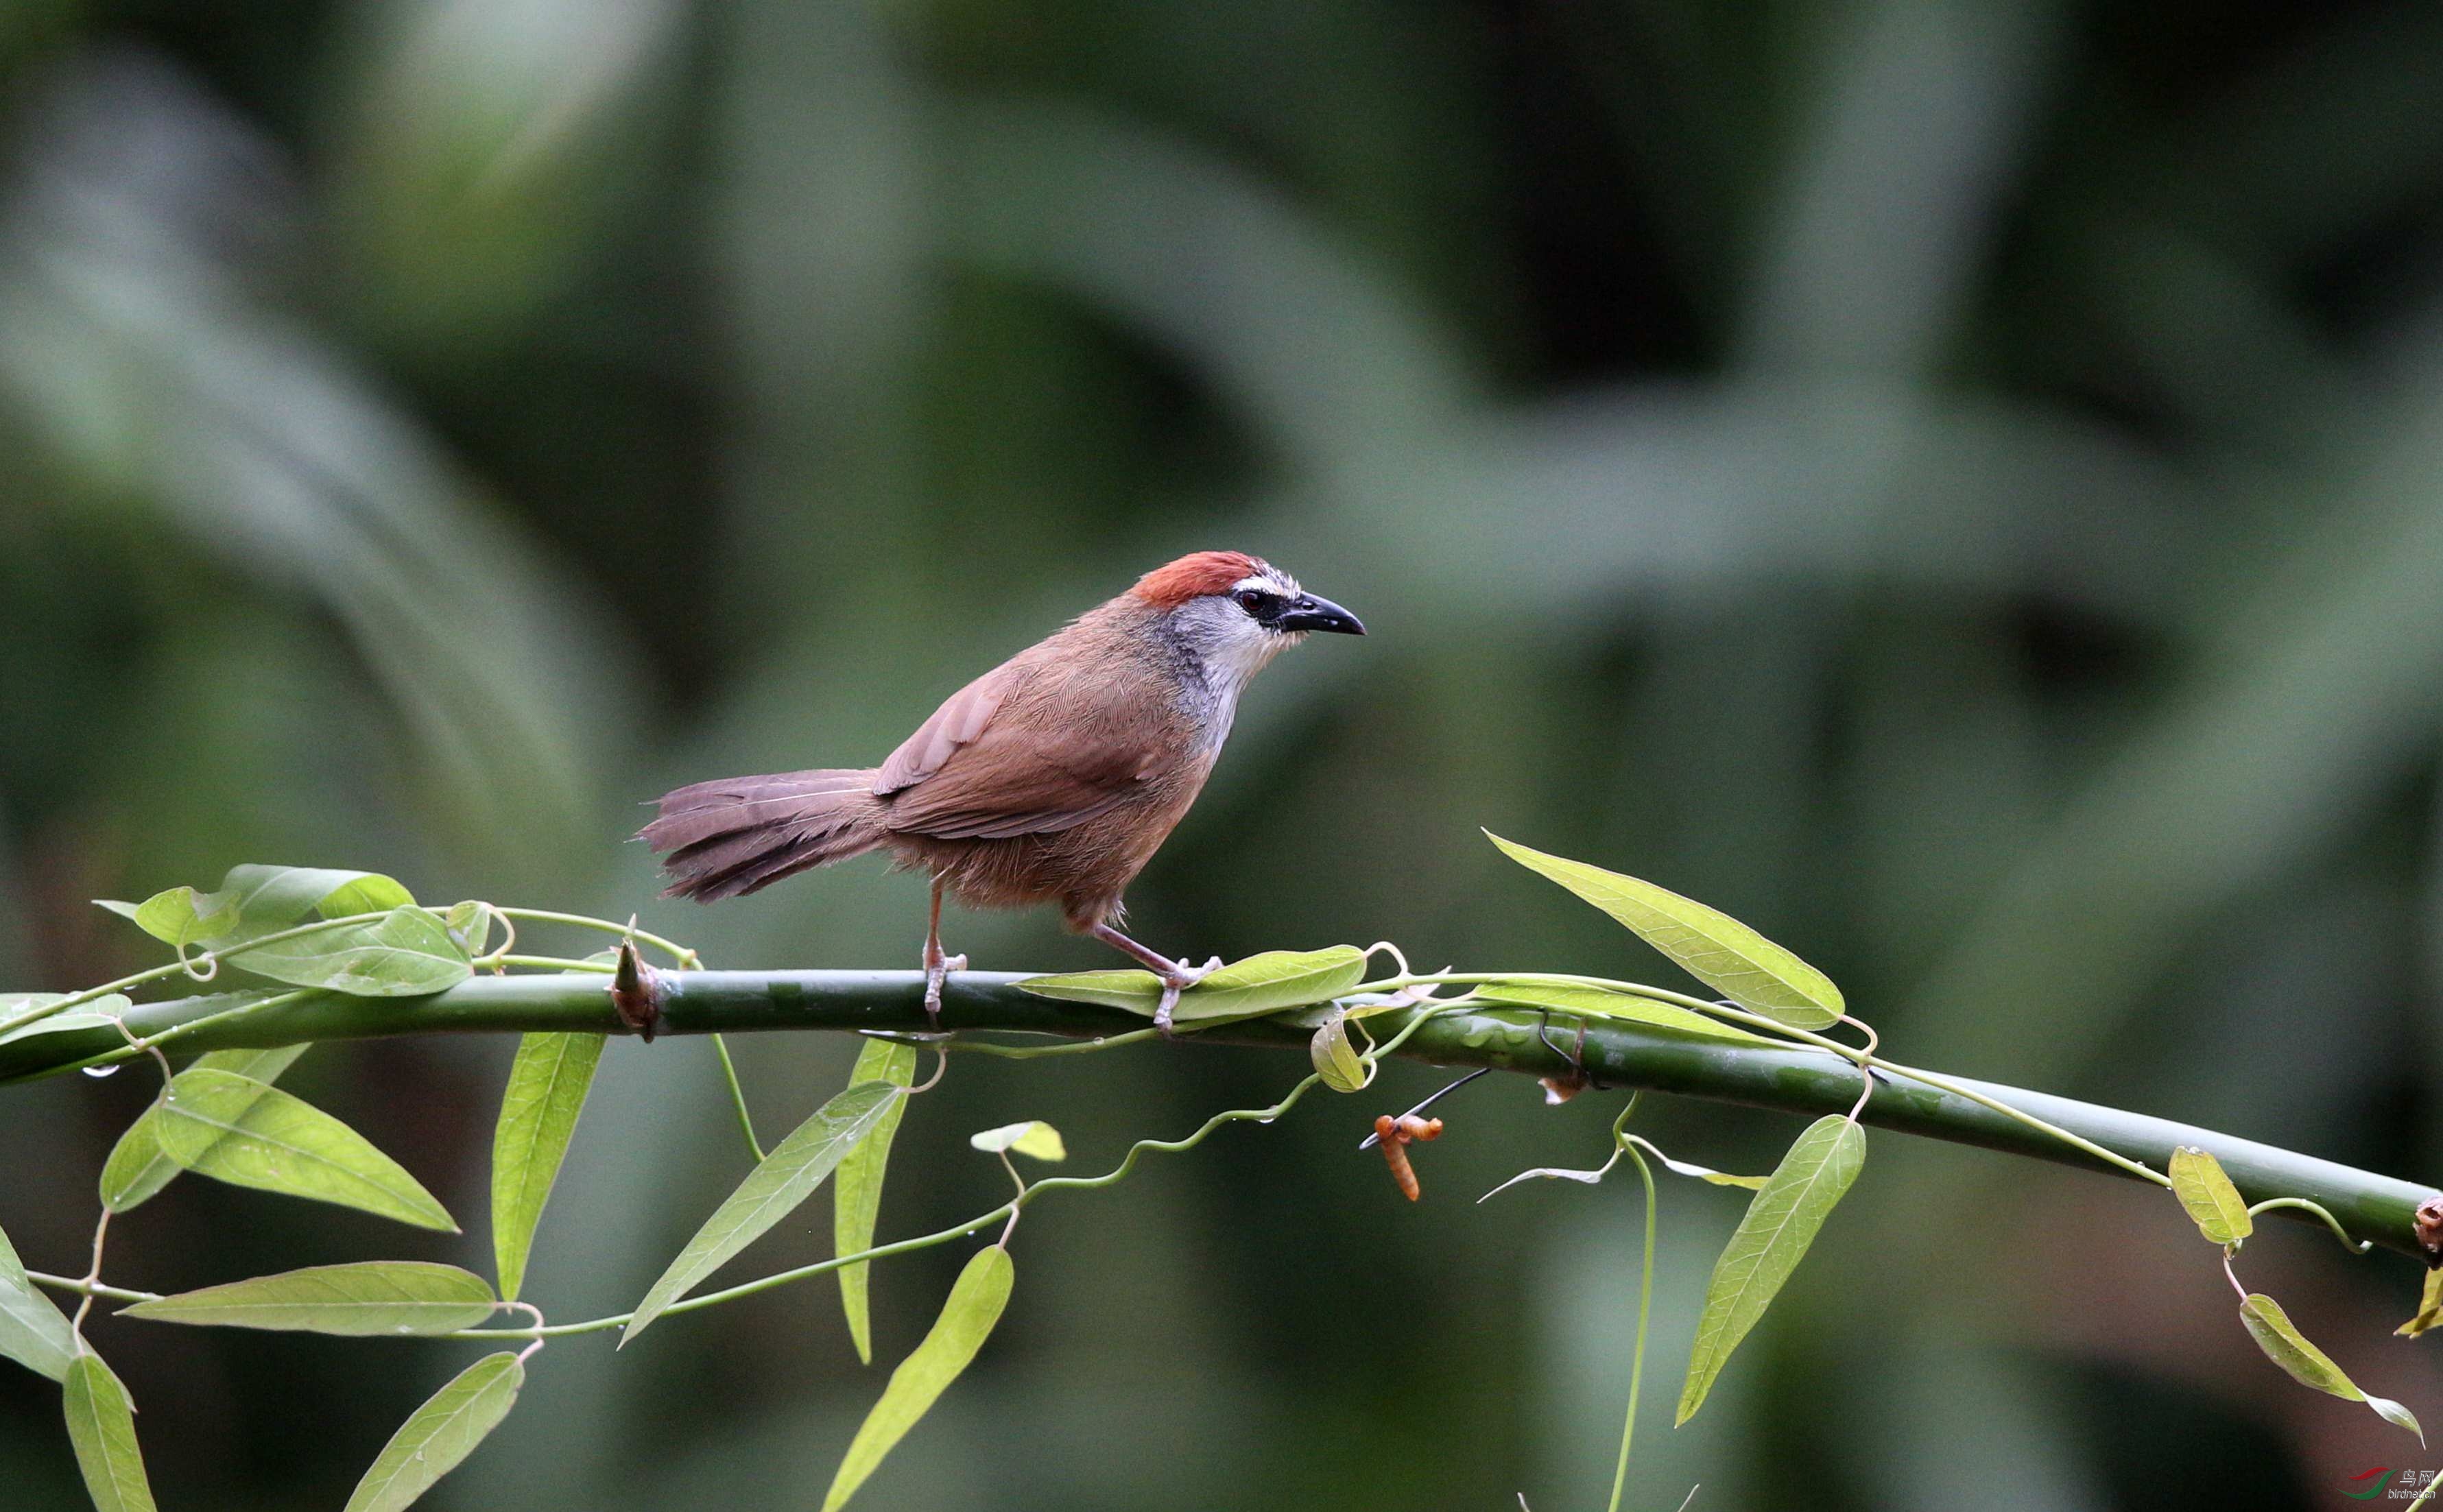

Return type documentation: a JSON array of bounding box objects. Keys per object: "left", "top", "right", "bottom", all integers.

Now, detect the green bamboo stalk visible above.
[{"left": 3, "top": 968, "right": 2433, "bottom": 1258}]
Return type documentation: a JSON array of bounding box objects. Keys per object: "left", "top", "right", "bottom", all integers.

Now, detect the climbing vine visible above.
[{"left": 1, "top": 835, "right": 2435, "bottom": 1511}]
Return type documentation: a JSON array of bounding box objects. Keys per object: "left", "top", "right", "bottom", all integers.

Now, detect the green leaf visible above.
[
  {"left": 490, "top": 1032, "right": 605, "bottom": 1301},
  {"left": 1473, "top": 983, "right": 1774, "bottom": 1045},
  {"left": 1172, "top": 948, "right": 1369, "bottom": 1024},
  {"left": 104, "top": 866, "right": 418, "bottom": 952},
  {"left": 2240, "top": 1292, "right": 2423, "bottom": 1441},
  {"left": 224, "top": 905, "right": 470, "bottom": 996},
  {"left": 2398, "top": 1267, "right": 2443, "bottom": 1339},
  {"left": 119, "top": 1262, "right": 496, "bottom": 1336},
  {"left": 1676, "top": 1115, "right": 1866, "bottom": 1425},
  {"left": 623, "top": 1080, "right": 903, "bottom": 1345},
  {"left": 63, "top": 1352, "right": 156, "bottom": 1512},
  {"left": 836, "top": 1038, "right": 918, "bottom": 1366},
  {"left": 102, "top": 869, "right": 449, "bottom": 1000},
  {"left": 100, "top": 1044, "right": 311, "bottom": 1212},
  {"left": 342, "top": 1352, "right": 523, "bottom": 1512},
  {"left": 215, "top": 865, "right": 416, "bottom": 923},
  {"left": 1487, "top": 833, "right": 1844, "bottom": 1031},
  {"left": 1012, "top": 967, "right": 1162, "bottom": 1012},
  {"left": 0, "top": 1219, "right": 76, "bottom": 1381},
  {"left": 442, "top": 900, "right": 496, "bottom": 958},
  {"left": 0, "top": 996, "right": 130, "bottom": 1046},
  {"left": 968, "top": 1121, "right": 1066, "bottom": 1161},
  {"left": 822, "top": 1245, "right": 1014, "bottom": 1512},
  {"left": 235, "top": 866, "right": 415, "bottom": 929},
  {"left": 154, "top": 1068, "right": 457, "bottom": 1231},
  {"left": 125, "top": 887, "right": 243, "bottom": 948},
  {"left": 1021, "top": 946, "right": 1368, "bottom": 1027},
  {"left": 2169, "top": 1146, "right": 2252, "bottom": 1246},
  {"left": 1309, "top": 1011, "right": 1370, "bottom": 1093}
]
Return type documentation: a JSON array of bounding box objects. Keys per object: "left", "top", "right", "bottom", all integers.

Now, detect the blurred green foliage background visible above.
[{"left": 4, "top": 1, "right": 2443, "bottom": 1508}]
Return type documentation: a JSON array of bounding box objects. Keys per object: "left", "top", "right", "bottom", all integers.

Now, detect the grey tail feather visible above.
[{"left": 641, "top": 768, "right": 885, "bottom": 902}]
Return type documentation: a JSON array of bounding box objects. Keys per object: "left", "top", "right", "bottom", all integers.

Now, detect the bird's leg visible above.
[
  {"left": 1086, "top": 922, "right": 1220, "bottom": 1035},
  {"left": 921, "top": 880, "right": 965, "bottom": 1028}
]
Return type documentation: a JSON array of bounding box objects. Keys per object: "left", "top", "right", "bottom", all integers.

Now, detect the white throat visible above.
[{"left": 1167, "top": 595, "right": 1299, "bottom": 745}]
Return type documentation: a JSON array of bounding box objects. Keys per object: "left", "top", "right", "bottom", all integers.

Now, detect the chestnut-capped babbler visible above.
[{"left": 642, "top": 551, "right": 1365, "bottom": 1030}]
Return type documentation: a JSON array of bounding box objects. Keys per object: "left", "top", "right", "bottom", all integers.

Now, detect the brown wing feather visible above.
[
  {"left": 873, "top": 625, "right": 1188, "bottom": 841},
  {"left": 874, "top": 664, "right": 1016, "bottom": 796},
  {"left": 883, "top": 720, "right": 1165, "bottom": 839}
]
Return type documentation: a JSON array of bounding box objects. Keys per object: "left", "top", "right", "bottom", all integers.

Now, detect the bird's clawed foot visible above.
[
  {"left": 1152, "top": 956, "right": 1224, "bottom": 1037},
  {"left": 922, "top": 947, "right": 967, "bottom": 1029}
]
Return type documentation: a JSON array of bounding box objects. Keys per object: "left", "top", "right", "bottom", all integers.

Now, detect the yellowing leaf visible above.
[
  {"left": 1487, "top": 833, "right": 1842, "bottom": 1031},
  {"left": 823, "top": 1246, "right": 1014, "bottom": 1511},
  {"left": 2398, "top": 1267, "right": 2443, "bottom": 1339},
  {"left": 969, "top": 1121, "right": 1066, "bottom": 1161},
  {"left": 2169, "top": 1146, "right": 2252, "bottom": 1246},
  {"left": 1677, "top": 1116, "right": 1866, "bottom": 1424}
]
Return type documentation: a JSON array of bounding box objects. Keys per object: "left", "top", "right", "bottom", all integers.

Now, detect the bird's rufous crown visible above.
[{"left": 1130, "top": 551, "right": 1274, "bottom": 608}]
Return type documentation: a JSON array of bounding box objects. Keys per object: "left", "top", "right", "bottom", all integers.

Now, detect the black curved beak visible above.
[{"left": 1277, "top": 592, "right": 1366, "bottom": 636}]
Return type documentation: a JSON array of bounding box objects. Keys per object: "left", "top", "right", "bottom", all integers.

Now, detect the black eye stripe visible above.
[{"left": 1235, "top": 588, "right": 1284, "bottom": 619}]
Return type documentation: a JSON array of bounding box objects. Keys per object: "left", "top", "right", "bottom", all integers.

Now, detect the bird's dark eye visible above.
[{"left": 1235, "top": 589, "right": 1277, "bottom": 616}]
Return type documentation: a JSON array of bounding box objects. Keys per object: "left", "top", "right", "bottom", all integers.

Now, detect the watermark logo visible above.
[{"left": 2344, "top": 1467, "right": 2437, "bottom": 1500}]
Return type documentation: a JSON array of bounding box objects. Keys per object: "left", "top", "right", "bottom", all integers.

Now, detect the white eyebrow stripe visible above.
[{"left": 1231, "top": 571, "right": 1302, "bottom": 598}]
